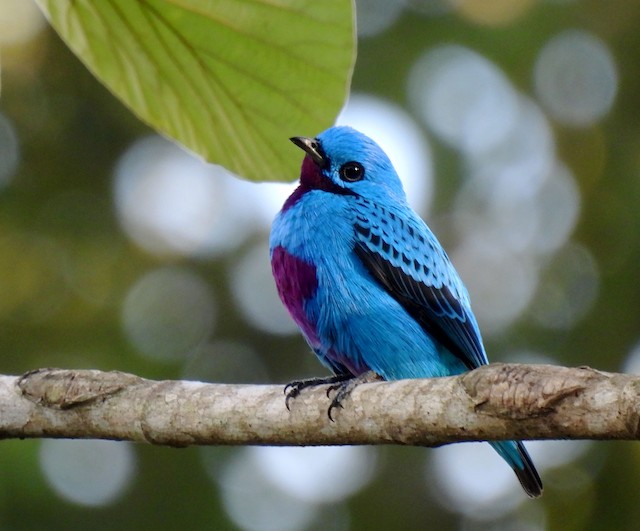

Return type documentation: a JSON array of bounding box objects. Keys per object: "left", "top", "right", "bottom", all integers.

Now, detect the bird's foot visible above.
[
  {"left": 284, "top": 374, "right": 352, "bottom": 410},
  {"left": 326, "top": 370, "right": 382, "bottom": 421}
]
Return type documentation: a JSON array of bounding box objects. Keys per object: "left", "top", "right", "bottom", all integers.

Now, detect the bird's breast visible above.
[
  {"left": 271, "top": 245, "right": 320, "bottom": 343},
  {"left": 270, "top": 190, "right": 358, "bottom": 345}
]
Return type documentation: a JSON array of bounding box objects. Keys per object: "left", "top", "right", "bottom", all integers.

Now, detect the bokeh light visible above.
[
  {"left": 461, "top": 96, "right": 556, "bottom": 205},
  {"left": 356, "top": 0, "right": 404, "bottom": 38},
  {"left": 114, "top": 136, "right": 255, "bottom": 258},
  {"left": 526, "top": 439, "right": 592, "bottom": 471},
  {"left": 407, "top": 41, "right": 589, "bottom": 334},
  {"left": 622, "top": 339, "right": 640, "bottom": 375},
  {"left": 429, "top": 437, "right": 591, "bottom": 519},
  {"left": 429, "top": 442, "right": 527, "bottom": 519},
  {"left": 220, "top": 177, "right": 296, "bottom": 230},
  {"left": 212, "top": 447, "right": 362, "bottom": 531},
  {"left": 407, "top": 45, "right": 519, "bottom": 155},
  {"left": 230, "top": 241, "right": 299, "bottom": 336},
  {"left": 534, "top": 29, "right": 618, "bottom": 127},
  {"left": 217, "top": 449, "right": 318, "bottom": 531},
  {"left": 529, "top": 163, "right": 581, "bottom": 256},
  {"left": 122, "top": 266, "right": 217, "bottom": 362},
  {"left": 452, "top": 238, "right": 539, "bottom": 334},
  {"left": 211, "top": 445, "right": 375, "bottom": 531},
  {"left": 39, "top": 439, "right": 136, "bottom": 507},
  {"left": 0, "top": 0, "right": 47, "bottom": 45},
  {"left": 113, "top": 135, "right": 303, "bottom": 257},
  {"left": 250, "top": 445, "right": 378, "bottom": 503}
]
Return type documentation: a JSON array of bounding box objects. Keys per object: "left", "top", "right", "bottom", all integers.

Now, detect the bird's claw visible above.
[
  {"left": 284, "top": 380, "right": 308, "bottom": 410},
  {"left": 283, "top": 374, "right": 352, "bottom": 411},
  {"left": 327, "top": 395, "right": 345, "bottom": 422},
  {"left": 325, "top": 370, "right": 382, "bottom": 422},
  {"left": 283, "top": 371, "right": 381, "bottom": 419}
]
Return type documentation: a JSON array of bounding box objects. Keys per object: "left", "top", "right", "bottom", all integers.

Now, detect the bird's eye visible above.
[{"left": 339, "top": 162, "right": 365, "bottom": 182}]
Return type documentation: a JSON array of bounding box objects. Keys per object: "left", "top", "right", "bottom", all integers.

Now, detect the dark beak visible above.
[{"left": 290, "top": 136, "right": 327, "bottom": 167}]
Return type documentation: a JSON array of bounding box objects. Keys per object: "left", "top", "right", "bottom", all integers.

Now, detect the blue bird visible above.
[{"left": 270, "top": 126, "right": 542, "bottom": 498}]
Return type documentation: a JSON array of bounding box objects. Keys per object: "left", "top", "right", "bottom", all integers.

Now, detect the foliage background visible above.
[{"left": 1, "top": 0, "right": 640, "bottom": 530}]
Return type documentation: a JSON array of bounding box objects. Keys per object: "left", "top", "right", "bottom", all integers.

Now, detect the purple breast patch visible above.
[{"left": 271, "top": 245, "right": 320, "bottom": 343}]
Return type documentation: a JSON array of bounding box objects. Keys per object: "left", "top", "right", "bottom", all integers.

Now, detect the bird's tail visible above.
[{"left": 489, "top": 440, "right": 543, "bottom": 498}]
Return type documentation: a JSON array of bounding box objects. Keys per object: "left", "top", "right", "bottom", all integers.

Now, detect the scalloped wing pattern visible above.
[{"left": 352, "top": 196, "right": 488, "bottom": 370}]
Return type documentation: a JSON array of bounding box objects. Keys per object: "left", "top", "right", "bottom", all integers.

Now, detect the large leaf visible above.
[{"left": 35, "top": 0, "right": 355, "bottom": 182}]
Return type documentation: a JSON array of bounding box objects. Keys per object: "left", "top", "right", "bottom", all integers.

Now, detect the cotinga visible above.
[{"left": 270, "top": 126, "right": 542, "bottom": 498}]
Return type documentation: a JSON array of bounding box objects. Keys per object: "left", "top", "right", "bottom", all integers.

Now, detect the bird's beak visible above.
[{"left": 290, "top": 136, "right": 327, "bottom": 168}]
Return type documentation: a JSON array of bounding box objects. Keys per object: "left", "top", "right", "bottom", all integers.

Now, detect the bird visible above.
[{"left": 269, "top": 125, "right": 542, "bottom": 498}]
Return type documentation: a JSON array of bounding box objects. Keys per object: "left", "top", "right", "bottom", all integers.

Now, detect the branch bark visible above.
[{"left": 1, "top": 364, "right": 639, "bottom": 446}]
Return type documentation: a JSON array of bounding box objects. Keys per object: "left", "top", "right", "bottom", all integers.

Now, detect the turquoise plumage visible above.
[{"left": 270, "top": 126, "right": 542, "bottom": 498}]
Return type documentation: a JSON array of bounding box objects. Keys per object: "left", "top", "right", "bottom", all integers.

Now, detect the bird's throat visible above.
[{"left": 282, "top": 156, "right": 355, "bottom": 212}]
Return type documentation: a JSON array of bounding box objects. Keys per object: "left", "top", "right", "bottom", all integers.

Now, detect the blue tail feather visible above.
[{"left": 490, "top": 441, "right": 543, "bottom": 498}]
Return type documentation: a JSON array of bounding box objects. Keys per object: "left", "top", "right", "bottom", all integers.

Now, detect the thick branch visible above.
[{"left": 1, "top": 364, "right": 638, "bottom": 446}]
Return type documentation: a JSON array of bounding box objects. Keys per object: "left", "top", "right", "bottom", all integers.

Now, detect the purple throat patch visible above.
[{"left": 283, "top": 156, "right": 355, "bottom": 212}]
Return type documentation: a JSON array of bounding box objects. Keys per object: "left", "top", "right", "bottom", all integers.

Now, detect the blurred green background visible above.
[{"left": 2, "top": 0, "right": 640, "bottom": 529}]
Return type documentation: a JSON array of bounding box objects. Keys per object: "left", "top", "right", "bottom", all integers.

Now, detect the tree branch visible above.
[{"left": 1, "top": 364, "right": 638, "bottom": 446}]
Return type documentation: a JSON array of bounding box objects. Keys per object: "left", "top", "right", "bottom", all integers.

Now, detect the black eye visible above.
[{"left": 339, "top": 162, "right": 365, "bottom": 182}]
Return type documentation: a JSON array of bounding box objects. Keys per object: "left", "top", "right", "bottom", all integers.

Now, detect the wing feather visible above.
[{"left": 353, "top": 198, "right": 488, "bottom": 370}]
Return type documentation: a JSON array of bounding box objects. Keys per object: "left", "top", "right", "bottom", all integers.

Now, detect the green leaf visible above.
[{"left": 35, "top": 0, "right": 355, "bottom": 182}]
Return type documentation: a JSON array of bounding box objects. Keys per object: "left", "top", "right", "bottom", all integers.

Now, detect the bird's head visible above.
[{"left": 289, "top": 126, "right": 407, "bottom": 204}]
